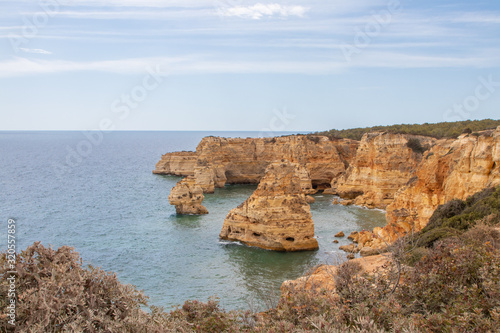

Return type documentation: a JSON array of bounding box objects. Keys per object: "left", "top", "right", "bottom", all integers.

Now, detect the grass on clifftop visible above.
[
  {"left": 315, "top": 118, "right": 500, "bottom": 141},
  {"left": 2, "top": 187, "right": 500, "bottom": 332}
]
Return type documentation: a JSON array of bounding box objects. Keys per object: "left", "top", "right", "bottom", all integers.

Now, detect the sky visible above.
[{"left": 0, "top": 0, "right": 499, "bottom": 132}]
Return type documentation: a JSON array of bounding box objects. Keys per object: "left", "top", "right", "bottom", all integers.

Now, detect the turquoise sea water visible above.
[{"left": 0, "top": 131, "right": 386, "bottom": 310}]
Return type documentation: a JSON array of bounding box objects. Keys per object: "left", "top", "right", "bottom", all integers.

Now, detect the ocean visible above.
[{"left": 0, "top": 131, "right": 386, "bottom": 310}]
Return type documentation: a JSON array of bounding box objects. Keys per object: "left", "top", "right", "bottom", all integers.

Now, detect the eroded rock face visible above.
[
  {"left": 336, "top": 133, "right": 435, "bottom": 209},
  {"left": 168, "top": 176, "right": 208, "bottom": 215},
  {"left": 153, "top": 151, "right": 197, "bottom": 176},
  {"left": 219, "top": 162, "right": 319, "bottom": 251},
  {"left": 154, "top": 136, "right": 359, "bottom": 193},
  {"left": 354, "top": 127, "right": 500, "bottom": 249}
]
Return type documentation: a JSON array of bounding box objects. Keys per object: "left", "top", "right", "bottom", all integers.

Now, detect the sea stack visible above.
[
  {"left": 219, "top": 161, "right": 319, "bottom": 251},
  {"left": 168, "top": 176, "right": 209, "bottom": 215}
]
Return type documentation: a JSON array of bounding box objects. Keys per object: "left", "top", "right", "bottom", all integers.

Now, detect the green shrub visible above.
[
  {"left": 406, "top": 138, "right": 427, "bottom": 154},
  {"left": 402, "top": 247, "right": 431, "bottom": 266},
  {"left": 415, "top": 187, "right": 500, "bottom": 248},
  {"left": 315, "top": 119, "right": 500, "bottom": 141}
]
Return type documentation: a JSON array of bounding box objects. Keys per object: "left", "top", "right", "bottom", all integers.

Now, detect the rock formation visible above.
[
  {"left": 336, "top": 133, "right": 435, "bottom": 209},
  {"left": 168, "top": 176, "right": 208, "bottom": 215},
  {"left": 153, "top": 151, "right": 197, "bottom": 176},
  {"left": 154, "top": 135, "right": 359, "bottom": 193},
  {"left": 305, "top": 195, "right": 315, "bottom": 204},
  {"left": 219, "top": 161, "right": 319, "bottom": 251},
  {"left": 158, "top": 126, "right": 500, "bottom": 250},
  {"left": 351, "top": 127, "right": 500, "bottom": 249},
  {"left": 281, "top": 254, "right": 389, "bottom": 294}
]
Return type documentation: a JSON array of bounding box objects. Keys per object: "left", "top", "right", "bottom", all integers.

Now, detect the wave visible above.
[{"left": 218, "top": 240, "right": 244, "bottom": 246}]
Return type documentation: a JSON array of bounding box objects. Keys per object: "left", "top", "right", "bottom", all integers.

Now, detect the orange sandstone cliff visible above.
[
  {"left": 351, "top": 127, "right": 500, "bottom": 250},
  {"left": 336, "top": 133, "right": 435, "bottom": 209},
  {"left": 168, "top": 176, "right": 209, "bottom": 215},
  {"left": 219, "top": 161, "right": 319, "bottom": 251},
  {"left": 156, "top": 127, "right": 500, "bottom": 249},
  {"left": 154, "top": 136, "right": 359, "bottom": 193}
]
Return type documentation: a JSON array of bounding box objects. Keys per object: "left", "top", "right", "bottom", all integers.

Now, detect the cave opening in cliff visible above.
[{"left": 285, "top": 237, "right": 295, "bottom": 242}]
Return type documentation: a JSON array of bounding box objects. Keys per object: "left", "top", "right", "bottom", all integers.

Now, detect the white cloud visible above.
[
  {"left": 19, "top": 48, "right": 52, "bottom": 55},
  {"left": 219, "top": 3, "right": 309, "bottom": 20},
  {"left": 0, "top": 56, "right": 343, "bottom": 77},
  {"left": 1, "top": 51, "right": 500, "bottom": 78}
]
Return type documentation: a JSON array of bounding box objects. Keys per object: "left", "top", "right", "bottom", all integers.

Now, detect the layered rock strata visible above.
[
  {"left": 158, "top": 127, "right": 500, "bottom": 250},
  {"left": 219, "top": 162, "right": 319, "bottom": 251},
  {"left": 154, "top": 136, "right": 359, "bottom": 193},
  {"left": 168, "top": 176, "right": 208, "bottom": 215},
  {"left": 336, "top": 133, "right": 435, "bottom": 209},
  {"left": 351, "top": 127, "right": 500, "bottom": 249},
  {"left": 153, "top": 151, "right": 197, "bottom": 176}
]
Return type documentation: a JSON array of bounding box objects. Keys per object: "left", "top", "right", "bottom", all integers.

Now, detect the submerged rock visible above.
[
  {"left": 168, "top": 176, "right": 208, "bottom": 215},
  {"left": 339, "top": 244, "right": 358, "bottom": 253},
  {"left": 219, "top": 161, "right": 319, "bottom": 251},
  {"left": 305, "top": 195, "right": 315, "bottom": 204}
]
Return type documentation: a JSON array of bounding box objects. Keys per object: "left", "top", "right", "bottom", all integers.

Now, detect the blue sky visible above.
[{"left": 0, "top": 0, "right": 499, "bottom": 131}]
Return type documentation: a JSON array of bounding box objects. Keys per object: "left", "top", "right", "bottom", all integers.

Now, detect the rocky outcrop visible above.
[
  {"left": 352, "top": 127, "right": 500, "bottom": 249},
  {"left": 154, "top": 135, "right": 359, "bottom": 193},
  {"left": 281, "top": 254, "right": 389, "bottom": 294},
  {"left": 336, "top": 133, "right": 435, "bottom": 209},
  {"left": 153, "top": 151, "right": 197, "bottom": 176},
  {"left": 158, "top": 127, "right": 500, "bottom": 250},
  {"left": 219, "top": 162, "right": 319, "bottom": 251},
  {"left": 305, "top": 195, "right": 315, "bottom": 204},
  {"left": 168, "top": 176, "right": 208, "bottom": 215}
]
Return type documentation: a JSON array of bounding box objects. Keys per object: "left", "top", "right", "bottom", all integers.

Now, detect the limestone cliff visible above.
[
  {"left": 219, "top": 162, "right": 319, "bottom": 251},
  {"left": 157, "top": 127, "right": 500, "bottom": 250},
  {"left": 168, "top": 176, "right": 208, "bottom": 215},
  {"left": 336, "top": 133, "right": 435, "bottom": 209},
  {"left": 153, "top": 151, "right": 197, "bottom": 176},
  {"left": 154, "top": 136, "right": 358, "bottom": 193},
  {"left": 352, "top": 127, "right": 500, "bottom": 249}
]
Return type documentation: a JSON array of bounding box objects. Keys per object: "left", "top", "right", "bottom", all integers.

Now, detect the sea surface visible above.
[{"left": 0, "top": 131, "right": 386, "bottom": 310}]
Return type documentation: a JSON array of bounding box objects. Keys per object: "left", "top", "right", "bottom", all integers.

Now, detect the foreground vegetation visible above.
[
  {"left": 314, "top": 119, "right": 500, "bottom": 141},
  {"left": 1, "top": 187, "right": 499, "bottom": 332}
]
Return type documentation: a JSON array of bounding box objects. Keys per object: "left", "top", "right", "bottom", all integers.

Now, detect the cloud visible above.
[
  {"left": 218, "top": 3, "right": 309, "bottom": 20},
  {"left": 19, "top": 48, "right": 52, "bottom": 55},
  {"left": 0, "top": 56, "right": 343, "bottom": 77},
  {"left": 1, "top": 51, "right": 500, "bottom": 78}
]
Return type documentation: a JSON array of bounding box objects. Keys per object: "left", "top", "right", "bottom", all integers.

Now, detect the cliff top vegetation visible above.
[{"left": 314, "top": 118, "right": 500, "bottom": 141}]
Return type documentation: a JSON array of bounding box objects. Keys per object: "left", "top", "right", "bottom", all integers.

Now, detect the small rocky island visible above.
[
  {"left": 219, "top": 161, "right": 319, "bottom": 251},
  {"left": 168, "top": 176, "right": 208, "bottom": 215}
]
